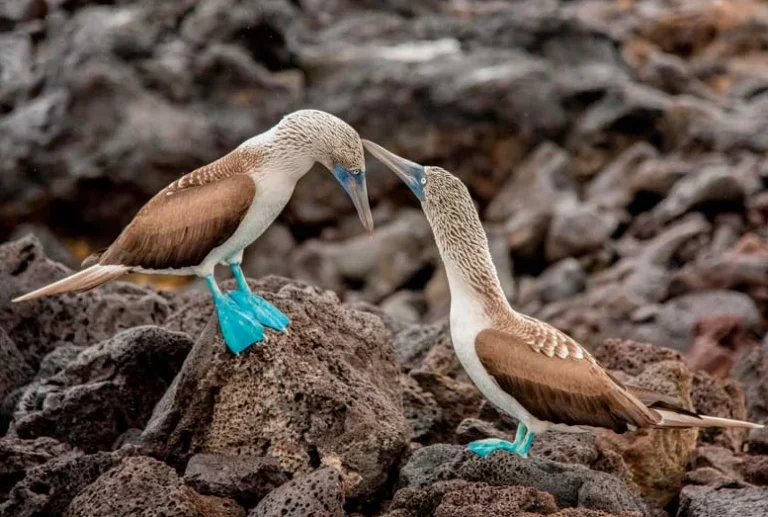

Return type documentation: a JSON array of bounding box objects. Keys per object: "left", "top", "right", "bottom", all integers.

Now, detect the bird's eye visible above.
[
  {"left": 350, "top": 169, "right": 361, "bottom": 175},
  {"left": 420, "top": 177, "right": 427, "bottom": 185}
]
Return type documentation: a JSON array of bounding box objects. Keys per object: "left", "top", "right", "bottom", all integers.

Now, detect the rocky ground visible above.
[{"left": 2, "top": 0, "right": 768, "bottom": 515}]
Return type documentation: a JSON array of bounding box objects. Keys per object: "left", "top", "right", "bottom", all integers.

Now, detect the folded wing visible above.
[
  {"left": 97, "top": 164, "right": 256, "bottom": 270},
  {"left": 475, "top": 327, "right": 660, "bottom": 432}
]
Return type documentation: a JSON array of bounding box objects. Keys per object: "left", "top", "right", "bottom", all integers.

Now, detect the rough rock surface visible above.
[
  {"left": 732, "top": 345, "right": 768, "bottom": 424},
  {"left": 399, "top": 445, "right": 647, "bottom": 515},
  {"left": 678, "top": 485, "right": 768, "bottom": 517},
  {"left": 183, "top": 454, "right": 289, "bottom": 509},
  {"left": 0, "top": 329, "right": 33, "bottom": 430},
  {"left": 0, "top": 437, "right": 73, "bottom": 503},
  {"left": 0, "top": 448, "right": 132, "bottom": 517},
  {"left": 65, "top": 456, "right": 244, "bottom": 517},
  {"left": 248, "top": 467, "right": 345, "bottom": 517},
  {"left": 3, "top": 0, "right": 768, "bottom": 515},
  {"left": 10, "top": 326, "right": 194, "bottom": 452},
  {"left": 143, "top": 278, "right": 409, "bottom": 501},
  {"left": 0, "top": 237, "right": 173, "bottom": 368}
]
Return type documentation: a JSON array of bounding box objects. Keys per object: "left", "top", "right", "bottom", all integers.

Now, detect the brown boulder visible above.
[
  {"left": 183, "top": 454, "right": 289, "bottom": 510},
  {"left": 143, "top": 279, "right": 409, "bottom": 501},
  {"left": 399, "top": 444, "right": 647, "bottom": 515},
  {"left": 0, "top": 329, "right": 33, "bottom": 431},
  {"left": 64, "top": 456, "right": 244, "bottom": 517},
  {"left": 10, "top": 326, "right": 193, "bottom": 452},
  {"left": 593, "top": 340, "right": 698, "bottom": 505},
  {"left": 248, "top": 467, "right": 344, "bottom": 517},
  {"left": 0, "top": 236, "right": 173, "bottom": 368}
]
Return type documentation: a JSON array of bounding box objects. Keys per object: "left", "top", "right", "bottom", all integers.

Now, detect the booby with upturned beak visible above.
[
  {"left": 13, "top": 110, "right": 374, "bottom": 354},
  {"left": 364, "top": 139, "right": 763, "bottom": 457}
]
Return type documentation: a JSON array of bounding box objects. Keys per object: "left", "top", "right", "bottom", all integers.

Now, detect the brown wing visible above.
[
  {"left": 475, "top": 328, "right": 659, "bottom": 432},
  {"left": 98, "top": 162, "right": 256, "bottom": 270}
]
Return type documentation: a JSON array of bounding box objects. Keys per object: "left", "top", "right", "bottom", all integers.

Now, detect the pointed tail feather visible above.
[
  {"left": 654, "top": 409, "right": 764, "bottom": 429},
  {"left": 12, "top": 265, "right": 130, "bottom": 303}
]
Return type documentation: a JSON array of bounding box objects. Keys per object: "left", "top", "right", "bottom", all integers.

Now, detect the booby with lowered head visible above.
[
  {"left": 363, "top": 139, "right": 763, "bottom": 457},
  {"left": 13, "top": 110, "right": 374, "bottom": 354}
]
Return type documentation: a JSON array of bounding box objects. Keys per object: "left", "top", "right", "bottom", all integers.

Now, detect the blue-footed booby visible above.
[
  {"left": 13, "top": 110, "right": 374, "bottom": 354},
  {"left": 363, "top": 139, "right": 764, "bottom": 457}
]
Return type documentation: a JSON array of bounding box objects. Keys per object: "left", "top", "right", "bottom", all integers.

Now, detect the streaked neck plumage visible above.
[
  {"left": 421, "top": 173, "right": 513, "bottom": 327},
  {"left": 237, "top": 120, "right": 321, "bottom": 181}
]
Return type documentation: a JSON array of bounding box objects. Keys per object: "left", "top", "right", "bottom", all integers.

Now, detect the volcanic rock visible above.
[
  {"left": 399, "top": 444, "right": 646, "bottom": 515},
  {"left": 184, "top": 454, "right": 289, "bottom": 509},
  {"left": 0, "top": 448, "right": 132, "bottom": 517},
  {"left": 0, "top": 236, "right": 173, "bottom": 368},
  {"left": 65, "top": 456, "right": 244, "bottom": 517},
  {"left": 10, "top": 326, "right": 193, "bottom": 452},
  {"left": 143, "top": 278, "right": 409, "bottom": 501},
  {"left": 248, "top": 466, "right": 344, "bottom": 517}
]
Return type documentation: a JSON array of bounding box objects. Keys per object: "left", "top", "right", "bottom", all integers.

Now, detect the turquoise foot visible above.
[
  {"left": 467, "top": 424, "right": 535, "bottom": 457},
  {"left": 230, "top": 290, "right": 290, "bottom": 332},
  {"left": 467, "top": 438, "right": 522, "bottom": 457},
  {"left": 206, "top": 275, "right": 264, "bottom": 354}
]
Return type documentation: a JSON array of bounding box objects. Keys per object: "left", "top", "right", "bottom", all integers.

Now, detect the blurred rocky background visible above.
[{"left": 2, "top": 0, "right": 768, "bottom": 516}]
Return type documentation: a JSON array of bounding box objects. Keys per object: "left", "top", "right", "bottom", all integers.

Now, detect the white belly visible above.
[
  {"left": 447, "top": 272, "right": 552, "bottom": 434},
  {"left": 194, "top": 176, "right": 295, "bottom": 276}
]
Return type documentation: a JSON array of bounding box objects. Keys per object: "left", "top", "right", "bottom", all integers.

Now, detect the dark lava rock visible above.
[
  {"left": 8, "top": 224, "right": 80, "bottom": 270},
  {"left": 0, "top": 448, "right": 132, "bottom": 517},
  {"left": 732, "top": 344, "right": 768, "bottom": 425},
  {"left": 383, "top": 479, "right": 559, "bottom": 517},
  {"left": 409, "top": 371, "right": 483, "bottom": 443},
  {"left": 0, "top": 236, "right": 173, "bottom": 368},
  {"left": 691, "top": 371, "right": 751, "bottom": 451},
  {"left": 0, "top": 437, "right": 72, "bottom": 503},
  {"left": 399, "top": 445, "right": 646, "bottom": 515},
  {"left": 65, "top": 456, "right": 244, "bottom": 517},
  {"left": 10, "top": 326, "right": 193, "bottom": 452},
  {"left": 0, "top": 329, "right": 33, "bottom": 424},
  {"left": 545, "top": 203, "right": 621, "bottom": 262},
  {"left": 34, "top": 345, "right": 85, "bottom": 381},
  {"left": 654, "top": 290, "right": 761, "bottom": 353},
  {"left": 677, "top": 485, "right": 768, "bottom": 517},
  {"left": 400, "top": 375, "right": 441, "bottom": 443},
  {"left": 183, "top": 454, "right": 289, "bottom": 509},
  {"left": 392, "top": 321, "right": 452, "bottom": 374},
  {"left": 143, "top": 278, "right": 409, "bottom": 501},
  {"left": 454, "top": 418, "right": 516, "bottom": 446},
  {"left": 248, "top": 466, "right": 344, "bottom": 517}
]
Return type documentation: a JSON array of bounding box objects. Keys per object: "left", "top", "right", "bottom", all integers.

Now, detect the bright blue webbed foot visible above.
[
  {"left": 467, "top": 438, "right": 524, "bottom": 457},
  {"left": 212, "top": 290, "right": 265, "bottom": 354},
  {"left": 228, "top": 263, "right": 290, "bottom": 332},
  {"left": 230, "top": 290, "right": 290, "bottom": 332},
  {"left": 467, "top": 424, "right": 535, "bottom": 458}
]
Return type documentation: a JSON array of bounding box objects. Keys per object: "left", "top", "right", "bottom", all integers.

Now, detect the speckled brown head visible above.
[
  {"left": 275, "top": 110, "right": 372, "bottom": 232},
  {"left": 363, "top": 139, "right": 508, "bottom": 316}
]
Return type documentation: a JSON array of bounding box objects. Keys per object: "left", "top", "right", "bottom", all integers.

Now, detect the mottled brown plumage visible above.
[
  {"left": 100, "top": 172, "right": 256, "bottom": 270},
  {"left": 475, "top": 328, "right": 659, "bottom": 432}
]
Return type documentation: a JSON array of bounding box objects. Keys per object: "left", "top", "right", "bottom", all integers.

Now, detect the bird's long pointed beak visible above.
[
  {"left": 348, "top": 177, "right": 374, "bottom": 234},
  {"left": 333, "top": 165, "right": 374, "bottom": 234},
  {"left": 362, "top": 140, "right": 426, "bottom": 201}
]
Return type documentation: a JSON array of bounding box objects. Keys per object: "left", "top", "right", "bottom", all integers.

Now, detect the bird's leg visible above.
[
  {"left": 206, "top": 275, "right": 264, "bottom": 354},
  {"left": 466, "top": 422, "right": 536, "bottom": 457},
  {"left": 516, "top": 427, "right": 536, "bottom": 457},
  {"left": 228, "top": 263, "right": 290, "bottom": 332}
]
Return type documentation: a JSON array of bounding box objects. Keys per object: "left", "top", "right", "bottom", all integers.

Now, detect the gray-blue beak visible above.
[
  {"left": 332, "top": 164, "right": 374, "bottom": 233},
  {"left": 363, "top": 139, "right": 426, "bottom": 202}
]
